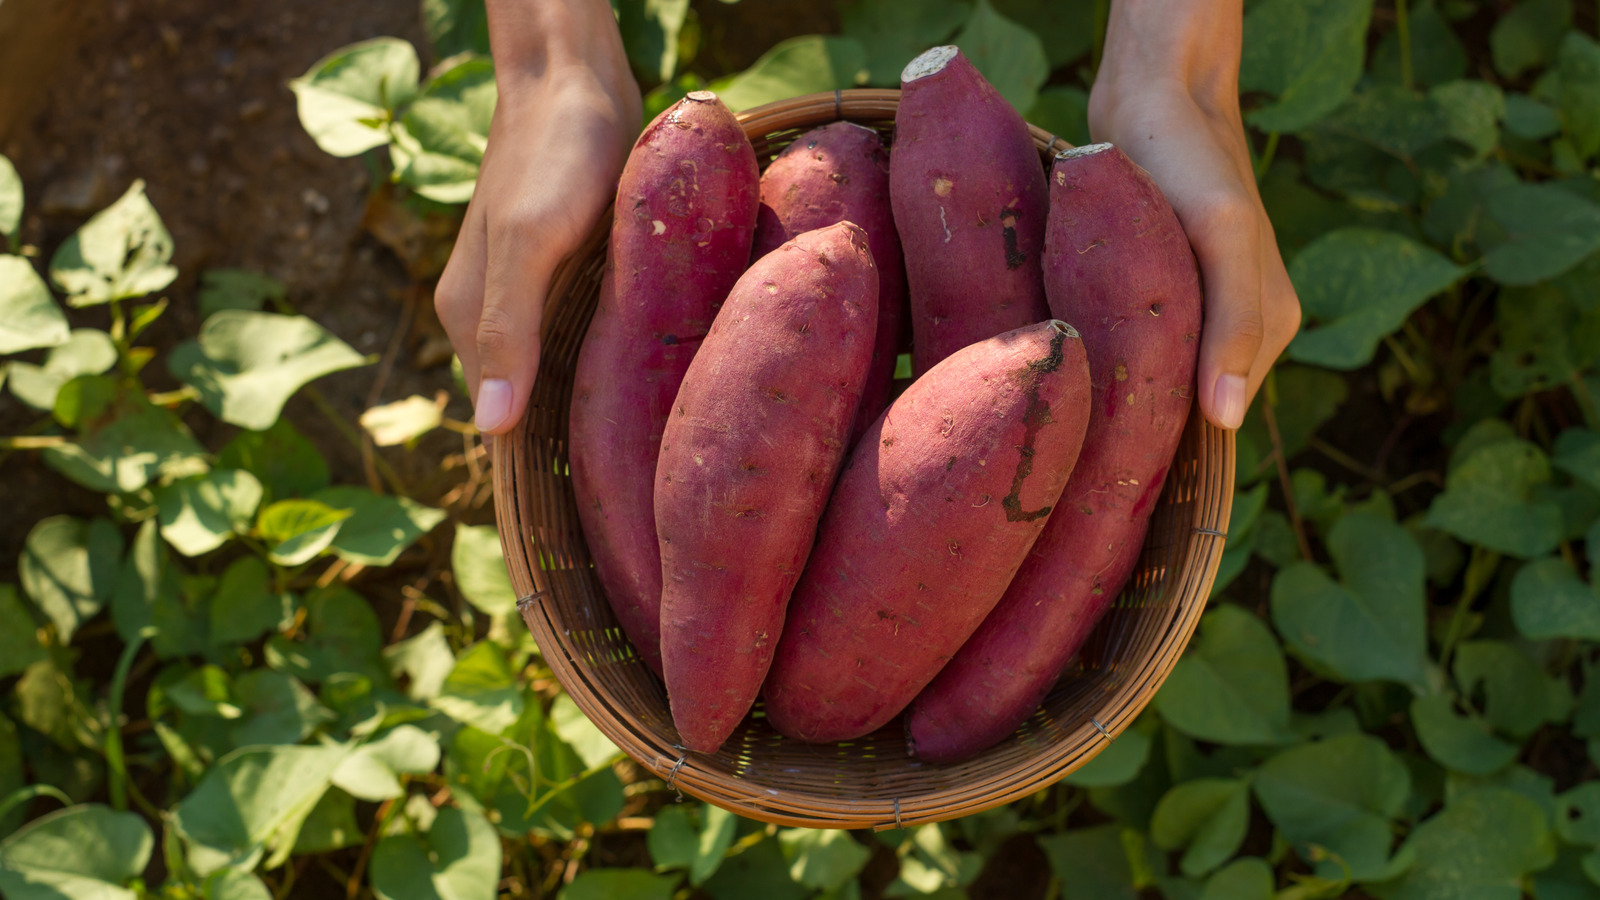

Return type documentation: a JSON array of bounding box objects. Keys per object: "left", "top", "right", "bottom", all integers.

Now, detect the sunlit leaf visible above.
[
  {"left": 19, "top": 515, "right": 122, "bottom": 643},
  {"left": 331, "top": 725, "right": 440, "bottom": 801},
  {"left": 7, "top": 329, "right": 117, "bottom": 410},
  {"left": 315, "top": 486, "right": 446, "bottom": 567},
  {"left": 452, "top": 523, "right": 516, "bottom": 616},
  {"left": 390, "top": 57, "right": 496, "bottom": 204},
  {"left": 0, "top": 155, "right": 20, "bottom": 248},
  {"left": 0, "top": 804, "right": 152, "bottom": 900},
  {"left": 360, "top": 394, "right": 445, "bottom": 446},
  {"left": 48, "top": 180, "right": 177, "bottom": 306},
  {"left": 257, "top": 499, "right": 350, "bottom": 566},
  {"left": 711, "top": 36, "right": 867, "bottom": 112},
  {"left": 370, "top": 804, "right": 500, "bottom": 900},
  {"left": 172, "top": 743, "right": 349, "bottom": 875},
  {"left": 290, "top": 37, "right": 419, "bottom": 157},
  {"left": 779, "top": 828, "right": 871, "bottom": 892},
  {"left": 549, "top": 694, "right": 620, "bottom": 770},
  {"left": 157, "top": 469, "right": 264, "bottom": 557},
  {"left": 384, "top": 622, "right": 455, "bottom": 701},
  {"left": 431, "top": 640, "right": 522, "bottom": 733},
  {"left": 0, "top": 255, "right": 69, "bottom": 356}
]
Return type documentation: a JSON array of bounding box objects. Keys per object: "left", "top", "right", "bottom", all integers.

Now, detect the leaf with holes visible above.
[
  {"left": 48, "top": 180, "right": 177, "bottom": 306},
  {"left": 1411, "top": 694, "right": 1521, "bottom": 776}
]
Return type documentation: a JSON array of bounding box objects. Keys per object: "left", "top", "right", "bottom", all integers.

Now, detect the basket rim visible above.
[{"left": 491, "top": 87, "right": 1236, "bottom": 830}]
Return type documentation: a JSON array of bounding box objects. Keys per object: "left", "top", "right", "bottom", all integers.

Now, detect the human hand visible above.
[
  {"left": 1087, "top": 0, "right": 1300, "bottom": 430},
  {"left": 436, "top": 0, "right": 641, "bottom": 434}
]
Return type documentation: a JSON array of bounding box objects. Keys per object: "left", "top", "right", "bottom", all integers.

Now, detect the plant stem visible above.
[
  {"left": 1255, "top": 131, "right": 1281, "bottom": 181},
  {"left": 1396, "top": 0, "right": 1414, "bottom": 91},
  {"left": 301, "top": 384, "right": 408, "bottom": 496},
  {"left": 1262, "top": 395, "right": 1315, "bottom": 562},
  {"left": 106, "top": 631, "right": 148, "bottom": 813},
  {"left": 0, "top": 784, "right": 73, "bottom": 822},
  {"left": 146, "top": 386, "right": 200, "bottom": 407}
]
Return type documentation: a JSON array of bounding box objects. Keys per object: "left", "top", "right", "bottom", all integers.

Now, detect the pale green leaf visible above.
[
  {"left": 0, "top": 155, "right": 20, "bottom": 248},
  {"left": 431, "top": 641, "right": 523, "bottom": 733},
  {"left": 49, "top": 180, "right": 176, "bottom": 306},
  {"left": 331, "top": 725, "right": 441, "bottom": 801},
  {"left": 780, "top": 828, "right": 871, "bottom": 892},
  {"left": 384, "top": 622, "right": 455, "bottom": 701},
  {"left": 549, "top": 694, "right": 620, "bottom": 770},
  {"left": 315, "top": 486, "right": 446, "bottom": 566},
  {"left": 390, "top": 57, "right": 496, "bottom": 204},
  {"left": 257, "top": 499, "right": 350, "bottom": 566},
  {"left": 360, "top": 394, "right": 445, "bottom": 446},
  {"left": 0, "top": 804, "right": 152, "bottom": 900},
  {"left": 290, "top": 37, "right": 419, "bottom": 157},
  {"left": 711, "top": 36, "right": 867, "bottom": 112},
  {"left": 451, "top": 523, "right": 516, "bottom": 616},
  {"left": 172, "top": 743, "right": 349, "bottom": 875},
  {"left": 0, "top": 255, "right": 69, "bottom": 355},
  {"left": 7, "top": 329, "right": 117, "bottom": 410},
  {"left": 19, "top": 515, "right": 122, "bottom": 643},
  {"left": 199, "top": 268, "right": 285, "bottom": 318},
  {"left": 157, "top": 469, "right": 264, "bottom": 557}
]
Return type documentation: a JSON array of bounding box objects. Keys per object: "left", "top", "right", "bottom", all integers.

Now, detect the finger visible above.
[
  {"left": 1182, "top": 190, "right": 1264, "bottom": 431},
  {"left": 472, "top": 214, "right": 558, "bottom": 434},
  {"left": 1252, "top": 220, "right": 1301, "bottom": 393},
  {"left": 436, "top": 200, "right": 489, "bottom": 404}
]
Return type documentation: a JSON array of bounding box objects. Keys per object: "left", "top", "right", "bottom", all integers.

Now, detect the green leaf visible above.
[
  {"left": 1026, "top": 86, "right": 1091, "bottom": 147},
  {"left": 209, "top": 556, "right": 293, "bottom": 646},
  {"left": 207, "top": 868, "right": 273, "bottom": 900},
  {"left": 172, "top": 743, "right": 349, "bottom": 875},
  {"left": 20, "top": 515, "right": 122, "bottom": 643},
  {"left": 314, "top": 486, "right": 446, "bottom": 566},
  {"left": 452, "top": 523, "right": 516, "bottom": 616},
  {"left": 1151, "top": 778, "right": 1251, "bottom": 878},
  {"left": 1270, "top": 512, "right": 1429, "bottom": 687},
  {"left": 1558, "top": 33, "right": 1600, "bottom": 160},
  {"left": 44, "top": 391, "right": 208, "bottom": 493},
  {"left": 1371, "top": 789, "right": 1555, "bottom": 900},
  {"left": 0, "top": 255, "right": 69, "bottom": 355},
  {"left": 1532, "top": 845, "right": 1600, "bottom": 900},
  {"left": 156, "top": 469, "right": 264, "bottom": 557},
  {"left": 264, "top": 586, "right": 386, "bottom": 685},
  {"left": 684, "top": 805, "right": 737, "bottom": 886},
  {"left": 952, "top": 0, "right": 1049, "bottom": 113},
  {"left": 1512, "top": 556, "right": 1600, "bottom": 640},
  {"left": 1482, "top": 183, "right": 1600, "bottom": 286},
  {"left": 1254, "top": 734, "right": 1411, "bottom": 881},
  {"left": 1505, "top": 93, "right": 1563, "bottom": 139},
  {"left": 1201, "top": 858, "right": 1275, "bottom": 900},
  {"left": 0, "top": 804, "right": 153, "bottom": 900},
  {"left": 648, "top": 804, "right": 697, "bottom": 871},
  {"left": 431, "top": 641, "right": 523, "bottom": 733},
  {"left": 1490, "top": 276, "right": 1600, "bottom": 398},
  {"left": 292, "top": 788, "right": 361, "bottom": 854},
  {"left": 384, "top": 622, "right": 455, "bottom": 701},
  {"left": 231, "top": 669, "right": 334, "bottom": 748},
  {"left": 0, "top": 714, "right": 25, "bottom": 837},
  {"left": 0, "top": 587, "right": 45, "bottom": 679},
  {"left": 989, "top": 0, "right": 1093, "bottom": 68},
  {"left": 1287, "top": 228, "right": 1465, "bottom": 369},
  {"left": 360, "top": 394, "right": 445, "bottom": 446},
  {"left": 560, "top": 869, "right": 681, "bottom": 900},
  {"left": 1424, "top": 437, "right": 1564, "bottom": 558},
  {"left": 257, "top": 499, "right": 350, "bottom": 566},
  {"left": 7, "top": 329, "right": 117, "bottom": 410},
  {"left": 422, "top": 0, "right": 489, "bottom": 57},
  {"left": 1036, "top": 825, "right": 1137, "bottom": 900},
  {"left": 166, "top": 665, "right": 240, "bottom": 719},
  {"left": 199, "top": 268, "right": 286, "bottom": 318},
  {"left": 1557, "top": 783, "right": 1600, "bottom": 845},
  {"left": 779, "top": 828, "right": 872, "bottom": 892},
  {"left": 390, "top": 57, "right": 496, "bottom": 204},
  {"left": 711, "top": 36, "right": 866, "bottom": 112},
  {"left": 1240, "top": 0, "right": 1374, "bottom": 133},
  {"left": 841, "top": 0, "right": 970, "bottom": 86},
  {"left": 1432, "top": 80, "right": 1506, "bottom": 158},
  {"left": 112, "top": 519, "right": 209, "bottom": 657},
  {"left": 370, "top": 805, "right": 500, "bottom": 900},
  {"left": 1372, "top": 4, "right": 1466, "bottom": 88},
  {"left": 169, "top": 310, "right": 368, "bottom": 430},
  {"left": 1490, "top": 0, "right": 1572, "bottom": 80},
  {"left": 1557, "top": 429, "right": 1600, "bottom": 494},
  {"left": 1063, "top": 723, "right": 1154, "bottom": 788},
  {"left": 1411, "top": 694, "right": 1521, "bottom": 776},
  {"left": 0, "top": 155, "right": 20, "bottom": 248},
  {"left": 617, "top": 0, "right": 691, "bottom": 84},
  {"left": 549, "top": 694, "right": 620, "bottom": 770},
  {"left": 290, "top": 37, "right": 419, "bottom": 157},
  {"left": 218, "top": 417, "right": 331, "bottom": 501},
  {"left": 1454, "top": 640, "right": 1570, "bottom": 738},
  {"left": 1155, "top": 605, "right": 1296, "bottom": 745},
  {"left": 701, "top": 836, "right": 809, "bottom": 900},
  {"left": 1312, "top": 87, "right": 1451, "bottom": 159},
  {"left": 331, "top": 725, "right": 440, "bottom": 801},
  {"left": 48, "top": 180, "right": 176, "bottom": 306}
]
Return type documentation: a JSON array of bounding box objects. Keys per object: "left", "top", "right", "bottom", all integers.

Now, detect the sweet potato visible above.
[
  {"left": 657, "top": 222, "right": 879, "bottom": 753},
  {"left": 761, "top": 319, "right": 1092, "bottom": 744},
  {"left": 569, "top": 91, "right": 760, "bottom": 676},
  {"left": 891, "top": 46, "right": 1050, "bottom": 377},
  {"left": 753, "top": 122, "right": 905, "bottom": 443},
  {"left": 906, "top": 143, "right": 1202, "bottom": 764}
]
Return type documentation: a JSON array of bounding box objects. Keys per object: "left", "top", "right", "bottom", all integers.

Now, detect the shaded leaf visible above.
[
  {"left": 1254, "top": 734, "right": 1411, "bottom": 881},
  {"left": 1482, "top": 183, "right": 1600, "bottom": 286},
  {"left": 780, "top": 828, "right": 872, "bottom": 891},
  {"left": 841, "top": 0, "right": 970, "bottom": 86},
  {"left": 292, "top": 788, "right": 361, "bottom": 854},
  {"left": 1155, "top": 605, "right": 1295, "bottom": 745},
  {"left": 421, "top": 0, "right": 489, "bottom": 57},
  {"left": 1026, "top": 86, "right": 1091, "bottom": 147},
  {"left": 1371, "top": 789, "right": 1555, "bottom": 900},
  {"left": 1411, "top": 694, "right": 1521, "bottom": 776},
  {"left": 20, "top": 515, "right": 122, "bottom": 643},
  {"left": 1424, "top": 437, "right": 1563, "bottom": 558},
  {"left": 1150, "top": 778, "right": 1251, "bottom": 878},
  {"left": 1063, "top": 723, "right": 1153, "bottom": 788},
  {"left": 370, "top": 805, "right": 500, "bottom": 900},
  {"left": 1372, "top": 4, "right": 1467, "bottom": 87},
  {"left": 0, "top": 155, "right": 19, "bottom": 248},
  {"left": 263, "top": 586, "right": 386, "bottom": 685},
  {"left": 172, "top": 743, "right": 349, "bottom": 874},
  {"left": 953, "top": 0, "right": 1049, "bottom": 113},
  {"left": 990, "top": 0, "right": 1093, "bottom": 67},
  {"left": 1454, "top": 640, "right": 1570, "bottom": 739},
  {"left": 1490, "top": 0, "right": 1573, "bottom": 80},
  {"left": 314, "top": 486, "right": 446, "bottom": 567},
  {"left": 7, "top": 329, "right": 117, "bottom": 410},
  {"left": 1240, "top": 0, "right": 1374, "bottom": 132},
  {"left": 711, "top": 36, "right": 866, "bottom": 112},
  {"left": 218, "top": 417, "right": 331, "bottom": 501},
  {"left": 617, "top": 0, "right": 692, "bottom": 84},
  {"left": 1201, "top": 858, "right": 1275, "bottom": 900},
  {"left": 48, "top": 180, "right": 176, "bottom": 306},
  {"left": 209, "top": 556, "right": 293, "bottom": 646},
  {"left": 198, "top": 268, "right": 285, "bottom": 318},
  {"left": 0, "top": 587, "right": 45, "bottom": 679},
  {"left": 560, "top": 869, "right": 680, "bottom": 900},
  {"left": 0, "top": 804, "right": 152, "bottom": 900},
  {"left": 1036, "top": 825, "right": 1137, "bottom": 900},
  {"left": 1511, "top": 556, "right": 1600, "bottom": 640},
  {"left": 230, "top": 669, "right": 333, "bottom": 748}
]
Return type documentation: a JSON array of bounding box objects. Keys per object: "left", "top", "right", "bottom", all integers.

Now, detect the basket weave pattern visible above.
[{"left": 492, "top": 89, "right": 1236, "bottom": 830}]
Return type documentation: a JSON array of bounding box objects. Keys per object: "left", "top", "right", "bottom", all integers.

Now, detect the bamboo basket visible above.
[{"left": 492, "top": 89, "right": 1235, "bottom": 831}]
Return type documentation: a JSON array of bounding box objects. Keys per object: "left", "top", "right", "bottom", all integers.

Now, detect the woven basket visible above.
[{"left": 492, "top": 89, "right": 1235, "bottom": 831}]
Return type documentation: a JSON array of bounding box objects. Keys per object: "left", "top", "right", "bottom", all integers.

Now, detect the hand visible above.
[
  {"left": 436, "top": 0, "right": 641, "bottom": 434},
  {"left": 1087, "top": 0, "right": 1300, "bottom": 430}
]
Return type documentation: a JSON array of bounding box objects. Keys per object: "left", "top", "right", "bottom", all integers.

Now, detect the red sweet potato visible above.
[
  {"left": 569, "top": 91, "right": 760, "bottom": 676},
  {"left": 657, "top": 222, "right": 879, "bottom": 753},
  {"left": 906, "top": 143, "right": 1202, "bottom": 764},
  {"left": 753, "top": 122, "right": 905, "bottom": 443},
  {"left": 761, "top": 319, "right": 1092, "bottom": 744},
  {"left": 891, "top": 46, "right": 1051, "bottom": 377}
]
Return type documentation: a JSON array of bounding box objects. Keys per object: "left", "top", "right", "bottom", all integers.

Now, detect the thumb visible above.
[
  {"left": 1185, "top": 194, "right": 1265, "bottom": 431},
  {"left": 472, "top": 230, "right": 555, "bottom": 435}
]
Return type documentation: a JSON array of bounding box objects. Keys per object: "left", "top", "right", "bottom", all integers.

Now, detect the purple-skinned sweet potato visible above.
[
  {"left": 891, "top": 46, "right": 1050, "bottom": 377},
  {"left": 657, "top": 222, "right": 879, "bottom": 754},
  {"left": 906, "top": 143, "right": 1202, "bottom": 765},
  {"left": 753, "top": 122, "right": 905, "bottom": 443},
  {"left": 569, "top": 91, "right": 760, "bottom": 676},
  {"left": 761, "top": 318, "right": 1092, "bottom": 744}
]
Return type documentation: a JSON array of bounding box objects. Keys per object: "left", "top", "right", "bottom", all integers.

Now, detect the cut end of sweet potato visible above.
[
  {"left": 685, "top": 90, "right": 718, "bottom": 103},
  {"left": 1057, "top": 142, "right": 1114, "bottom": 160},
  {"left": 1048, "top": 319, "right": 1079, "bottom": 339},
  {"left": 902, "top": 45, "right": 960, "bottom": 83}
]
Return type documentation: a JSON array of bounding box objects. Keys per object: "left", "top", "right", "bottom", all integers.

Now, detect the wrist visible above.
[{"left": 1091, "top": 0, "right": 1241, "bottom": 128}]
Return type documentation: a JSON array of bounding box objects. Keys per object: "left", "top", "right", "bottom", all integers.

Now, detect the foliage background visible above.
[{"left": 2, "top": 0, "right": 1600, "bottom": 897}]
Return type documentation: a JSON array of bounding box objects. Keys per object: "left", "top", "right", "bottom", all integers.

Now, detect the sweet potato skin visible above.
[
  {"left": 761, "top": 319, "right": 1092, "bottom": 744},
  {"left": 569, "top": 92, "right": 760, "bottom": 676},
  {"left": 906, "top": 143, "right": 1202, "bottom": 764},
  {"left": 753, "top": 122, "right": 905, "bottom": 443},
  {"left": 891, "top": 47, "right": 1051, "bottom": 377},
  {"left": 657, "top": 222, "right": 879, "bottom": 753}
]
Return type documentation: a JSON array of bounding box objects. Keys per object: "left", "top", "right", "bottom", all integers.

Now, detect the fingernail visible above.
[
  {"left": 475, "top": 379, "right": 513, "bottom": 432},
  {"left": 1212, "top": 374, "right": 1248, "bottom": 430}
]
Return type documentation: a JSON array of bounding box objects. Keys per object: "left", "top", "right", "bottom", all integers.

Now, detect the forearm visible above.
[
  {"left": 485, "top": 0, "right": 627, "bottom": 87},
  {"left": 1093, "top": 0, "right": 1242, "bottom": 119}
]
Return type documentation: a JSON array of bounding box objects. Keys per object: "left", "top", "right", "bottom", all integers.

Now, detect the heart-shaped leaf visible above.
[
  {"left": 314, "top": 486, "right": 446, "bottom": 567},
  {"left": 43, "top": 392, "right": 208, "bottom": 494},
  {"left": 0, "top": 804, "right": 153, "bottom": 900},
  {"left": 1490, "top": 0, "right": 1573, "bottom": 80},
  {"left": 157, "top": 469, "right": 265, "bottom": 557},
  {"left": 209, "top": 557, "right": 294, "bottom": 647},
  {"left": 1371, "top": 789, "right": 1555, "bottom": 900},
  {"left": 1151, "top": 778, "right": 1251, "bottom": 878},
  {"left": 257, "top": 499, "right": 351, "bottom": 566},
  {"left": 711, "top": 36, "right": 866, "bottom": 112},
  {"left": 1064, "top": 722, "right": 1154, "bottom": 788},
  {"left": 1287, "top": 229, "right": 1466, "bottom": 370},
  {"left": 430, "top": 641, "right": 522, "bottom": 733},
  {"left": 1240, "top": 0, "right": 1374, "bottom": 133},
  {"left": 290, "top": 37, "right": 419, "bottom": 157},
  {"left": 1411, "top": 694, "right": 1521, "bottom": 776},
  {"left": 370, "top": 804, "right": 500, "bottom": 900},
  {"left": 331, "top": 725, "right": 440, "bottom": 801},
  {"left": 452, "top": 523, "right": 516, "bottom": 616},
  {"left": 7, "top": 329, "right": 117, "bottom": 410},
  {"left": 842, "top": 0, "right": 971, "bottom": 86},
  {"left": 953, "top": 0, "right": 1049, "bottom": 112},
  {"left": 229, "top": 669, "right": 333, "bottom": 749},
  {"left": 1271, "top": 512, "right": 1429, "bottom": 687},
  {"left": 1482, "top": 183, "right": 1600, "bottom": 286},
  {"left": 172, "top": 743, "right": 350, "bottom": 875},
  {"left": 1424, "top": 437, "right": 1564, "bottom": 558},
  {"left": 1155, "top": 605, "right": 1296, "bottom": 745},
  {"left": 0, "top": 256, "right": 69, "bottom": 356},
  {"left": 20, "top": 515, "right": 123, "bottom": 643},
  {"left": 383, "top": 622, "right": 455, "bottom": 701},
  {"left": 390, "top": 57, "right": 496, "bottom": 204},
  {"left": 778, "top": 828, "right": 872, "bottom": 892},
  {"left": 48, "top": 180, "right": 177, "bottom": 306},
  {"left": 170, "top": 310, "right": 368, "bottom": 431},
  {"left": 1254, "top": 733, "right": 1412, "bottom": 881}
]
